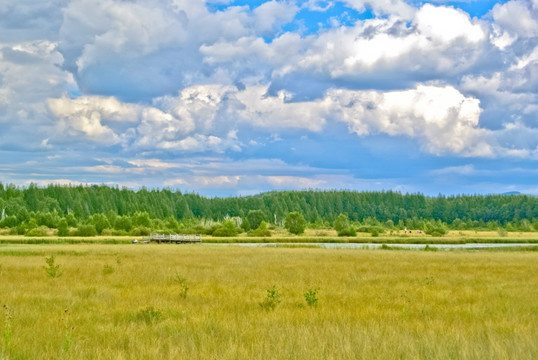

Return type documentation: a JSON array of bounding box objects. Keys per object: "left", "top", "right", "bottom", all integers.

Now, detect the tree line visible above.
[{"left": 0, "top": 183, "right": 537, "bottom": 236}]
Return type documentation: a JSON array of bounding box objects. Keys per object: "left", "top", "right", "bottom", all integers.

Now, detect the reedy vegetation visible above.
[{"left": 0, "top": 244, "right": 536, "bottom": 359}]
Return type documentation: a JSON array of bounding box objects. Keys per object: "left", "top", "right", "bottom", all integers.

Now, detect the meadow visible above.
[{"left": 0, "top": 244, "right": 537, "bottom": 359}]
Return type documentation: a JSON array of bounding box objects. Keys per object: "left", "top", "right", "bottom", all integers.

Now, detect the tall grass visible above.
[{"left": 0, "top": 244, "right": 536, "bottom": 359}]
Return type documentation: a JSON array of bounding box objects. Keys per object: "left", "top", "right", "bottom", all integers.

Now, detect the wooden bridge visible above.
[{"left": 147, "top": 233, "right": 202, "bottom": 244}]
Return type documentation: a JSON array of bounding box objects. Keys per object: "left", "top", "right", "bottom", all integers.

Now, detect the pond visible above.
[{"left": 214, "top": 242, "right": 538, "bottom": 250}]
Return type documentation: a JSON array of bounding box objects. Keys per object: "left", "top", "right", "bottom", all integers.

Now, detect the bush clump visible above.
[
  {"left": 212, "top": 220, "right": 240, "bottom": 237},
  {"left": 333, "top": 214, "right": 356, "bottom": 237},
  {"left": 424, "top": 221, "right": 447, "bottom": 237},
  {"left": 75, "top": 224, "right": 98, "bottom": 237},
  {"left": 248, "top": 221, "right": 271, "bottom": 237},
  {"left": 24, "top": 226, "right": 50, "bottom": 237}
]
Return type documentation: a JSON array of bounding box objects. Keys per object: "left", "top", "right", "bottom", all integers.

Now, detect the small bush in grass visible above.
[
  {"left": 3, "top": 305, "right": 12, "bottom": 351},
  {"left": 44, "top": 255, "right": 61, "bottom": 278},
  {"left": 135, "top": 307, "right": 162, "bottom": 324},
  {"left": 173, "top": 272, "right": 189, "bottom": 299},
  {"left": 260, "top": 286, "right": 281, "bottom": 310},
  {"left": 304, "top": 288, "right": 319, "bottom": 307},
  {"left": 102, "top": 264, "right": 115, "bottom": 276}
]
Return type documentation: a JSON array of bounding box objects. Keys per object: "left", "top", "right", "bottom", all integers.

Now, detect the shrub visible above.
[
  {"left": 89, "top": 214, "right": 110, "bottom": 235},
  {"left": 424, "top": 221, "right": 447, "bottom": 237},
  {"left": 135, "top": 307, "right": 162, "bottom": 324},
  {"left": 57, "top": 219, "right": 70, "bottom": 237},
  {"left": 338, "top": 227, "right": 356, "bottom": 237},
  {"left": 284, "top": 212, "right": 306, "bottom": 235},
  {"left": 75, "top": 224, "right": 97, "bottom": 237},
  {"left": 247, "top": 210, "right": 266, "bottom": 231},
  {"left": 173, "top": 272, "right": 189, "bottom": 299},
  {"left": 0, "top": 215, "right": 19, "bottom": 228},
  {"left": 103, "top": 264, "right": 115, "bottom": 276},
  {"left": 260, "top": 286, "right": 281, "bottom": 310},
  {"left": 248, "top": 221, "right": 271, "bottom": 237},
  {"left": 212, "top": 220, "right": 240, "bottom": 237},
  {"left": 304, "top": 288, "right": 319, "bottom": 307},
  {"left": 25, "top": 226, "right": 50, "bottom": 237},
  {"left": 129, "top": 226, "right": 151, "bottom": 236},
  {"left": 44, "top": 255, "right": 61, "bottom": 278}
]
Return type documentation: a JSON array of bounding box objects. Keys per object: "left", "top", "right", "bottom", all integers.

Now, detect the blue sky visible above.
[{"left": 1, "top": 0, "right": 537, "bottom": 196}]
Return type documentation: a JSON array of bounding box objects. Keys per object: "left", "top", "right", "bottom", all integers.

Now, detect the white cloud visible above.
[
  {"left": 328, "top": 85, "right": 491, "bottom": 156},
  {"left": 46, "top": 82, "right": 522, "bottom": 158},
  {"left": 47, "top": 96, "right": 139, "bottom": 143},
  {"left": 492, "top": 0, "right": 538, "bottom": 39},
  {"left": 203, "top": 3, "right": 489, "bottom": 87},
  {"left": 343, "top": 0, "right": 416, "bottom": 20},
  {"left": 235, "top": 86, "right": 329, "bottom": 131},
  {"left": 253, "top": 1, "right": 299, "bottom": 36},
  {"left": 414, "top": 4, "right": 485, "bottom": 44},
  {"left": 265, "top": 175, "right": 327, "bottom": 188},
  {"left": 430, "top": 165, "right": 476, "bottom": 176}
]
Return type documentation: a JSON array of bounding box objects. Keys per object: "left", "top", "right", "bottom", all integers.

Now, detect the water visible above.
[{"left": 214, "top": 242, "right": 538, "bottom": 250}]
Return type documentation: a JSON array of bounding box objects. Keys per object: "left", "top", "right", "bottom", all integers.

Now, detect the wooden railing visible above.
[{"left": 148, "top": 233, "right": 202, "bottom": 243}]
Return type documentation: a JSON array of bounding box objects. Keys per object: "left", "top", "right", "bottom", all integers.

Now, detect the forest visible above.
[{"left": 0, "top": 183, "right": 537, "bottom": 236}]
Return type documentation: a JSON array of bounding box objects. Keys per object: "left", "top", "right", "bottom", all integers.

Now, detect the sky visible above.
[{"left": 0, "top": 0, "right": 538, "bottom": 197}]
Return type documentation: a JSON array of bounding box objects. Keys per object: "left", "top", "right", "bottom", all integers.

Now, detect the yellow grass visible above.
[{"left": 0, "top": 244, "right": 537, "bottom": 359}]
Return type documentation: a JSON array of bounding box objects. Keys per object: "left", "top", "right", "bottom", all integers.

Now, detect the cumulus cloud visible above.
[
  {"left": 492, "top": 0, "right": 538, "bottom": 39},
  {"left": 328, "top": 85, "right": 492, "bottom": 156},
  {"left": 202, "top": 3, "right": 490, "bottom": 95},
  {"left": 45, "top": 82, "right": 506, "bottom": 157},
  {"left": 343, "top": 0, "right": 416, "bottom": 20},
  {"left": 48, "top": 96, "right": 140, "bottom": 144}
]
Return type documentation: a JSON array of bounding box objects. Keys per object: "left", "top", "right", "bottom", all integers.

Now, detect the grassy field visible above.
[{"left": 0, "top": 244, "right": 537, "bottom": 359}]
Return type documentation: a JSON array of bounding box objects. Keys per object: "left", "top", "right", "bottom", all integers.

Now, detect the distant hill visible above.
[{"left": 502, "top": 191, "right": 521, "bottom": 196}]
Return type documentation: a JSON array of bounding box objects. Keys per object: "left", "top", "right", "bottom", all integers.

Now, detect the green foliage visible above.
[
  {"left": 260, "top": 286, "right": 281, "bottom": 310},
  {"left": 357, "top": 225, "right": 384, "bottom": 236},
  {"left": 114, "top": 215, "right": 132, "bottom": 232},
  {"left": 65, "top": 213, "right": 78, "bottom": 227},
  {"left": 212, "top": 220, "right": 240, "bottom": 237},
  {"left": 304, "top": 288, "right": 319, "bottom": 307},
  {"left": 57, "top": 219, "right": 70, "bottom": 236},
  {"left": 89, "top": 213, "right": 110, "bottom": 235},
  {"left": 424, "top": 220, "right": 448, "bottom": 237},
  {"left": 285, "top": 212, "right": 306, "bottom": 235},
  {"left": 44, "top": 255, "right": 61, "bottom": 278},
  {"left": 3, "top": 305, "right": 12, "bottom": 351},
  {"left": 129, "top": 226, "right": 151, "bottom": 236},
  {"left": 1, "top": 183, "right": 538, "bottom": 232},
  {"left": 135, "top": 307, "right": 163, "bottom": 324},
  {"left": 75, "top": 224, "right": 97, "bottom": 237},
  {"left": 103, "top": 264, "right": 115, "bottom": 276},
  {"left": 240, "top": 217, "right": 251, "bottom": 232},
  {"left": 247, "top": 210, "right": 266, "bottom": 231},
  {"left": 0, "top": 215, "right": 19, "bottom": 228},
  {"left": 248, "top": 221, "right": 271, "bottom": 237},
  {"left": 17, "top": 219, "right": 38, "bottom": 235},
  {"left": 132, "top": 211, "right": 151, "bottom": 228},
  {"left": 334, "top": 213, "right": 356, "bottom": 236},
  {"left": 173, "top": 272, "right": 189, "bottom": 299},
  {"left": 24, "top": 225, "right": 50, "bottom": 237}
]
